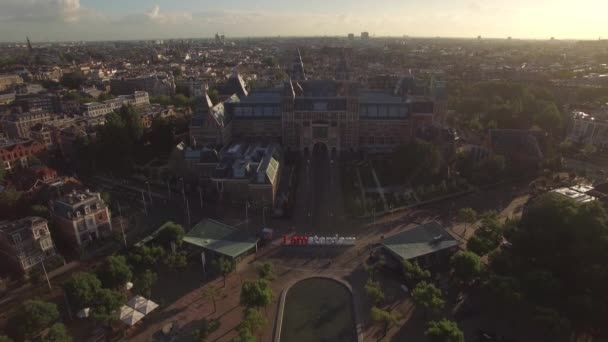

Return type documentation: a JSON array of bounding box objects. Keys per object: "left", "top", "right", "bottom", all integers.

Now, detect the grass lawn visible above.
[{"left": 281, "top": 278, "right": 356, "bottom": 342}]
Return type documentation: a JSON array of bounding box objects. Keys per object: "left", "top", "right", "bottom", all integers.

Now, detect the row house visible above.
[
  {"left": 0, "top": 217, "right": 59, "bottom": 275},
  {"left": 0, "top": 139, "right": 46, "bottom": 172},
  {"left": 80, "top": 91, "right": 150, "bottom": 117}
]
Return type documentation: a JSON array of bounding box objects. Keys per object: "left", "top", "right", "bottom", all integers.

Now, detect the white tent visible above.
[
  {"left": 119, "top": 305, "right": 144, "bottom": 326},
  {"left": 76, "top": 307, "right": 90, "bottom": 318},
  {"left": 127, "top": 295, "right": 159, "bottom": 315}
]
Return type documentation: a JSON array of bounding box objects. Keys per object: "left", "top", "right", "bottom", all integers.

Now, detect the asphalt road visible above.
[{"left": 294, "top": 145, "right": 345, "bottom": 234}]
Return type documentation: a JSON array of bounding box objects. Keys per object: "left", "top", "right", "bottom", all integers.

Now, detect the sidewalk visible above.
[{"left": 0, "top": 261, "right": 80, "bottom": 306}]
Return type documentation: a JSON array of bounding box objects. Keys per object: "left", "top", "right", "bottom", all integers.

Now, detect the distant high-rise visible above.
[
  {"left": 361, "top": 32, "right": 370, "bottom": 40},
  {"left": 348, "top": 33, "right": 355, "bottom": 41},
  {"left": 215, "top": 33, "right": 226, "bottom": 45}
]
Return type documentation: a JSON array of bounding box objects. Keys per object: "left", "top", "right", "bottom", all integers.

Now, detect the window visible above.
[
  {"left": 379, "top": 105, "right": 388, "bottom": 117},
  {"left": 84, "top": 206, "right": 90, "bottom": 214},
  {"left": 12, "top": 233, "right": 22, "bottom": 244},
  {"left": 313, "top": 102, "right": 327, "bottom": 111},
  {"left": 40, "top": 237, "right": 53, "bottom": 250}
]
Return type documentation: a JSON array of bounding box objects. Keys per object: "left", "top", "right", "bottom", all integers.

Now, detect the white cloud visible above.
[
  {"left": 145, "top": 5, "right": 192, "bottom": 24},
  {"left": 0, "top": 0, "right": 87, "bottom": 23}
]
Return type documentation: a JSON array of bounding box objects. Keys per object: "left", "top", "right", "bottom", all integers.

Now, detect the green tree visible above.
[
  {"left": 9, "top": 300, "right": 59, "bottom": 339},
  {"left": 134, "top": 269, "right": 157, "bottom": 298},
  {"left": 467, "top": 215, "right": 503, "bottom": 256},
  {"left": 256, "top": 262, "right": 275, "bottom": 280},
  {"left": 30, "top": 204, "right": 50, "bottom": 219},
  {"left": 63, "top": 272, "right": 102, "bottom": 310},
  {"left": 370, "top": 306, "right": 399, "bottom": 337},
  {"left": 240, "top": 308, "right": 267, "bottom": 336},
  {"left": 391, "top": 139, "right": 441, "bottom": 184},
  {"left": 412, "top": 281, "right": 445, "bottom": 317},
  {"left": 0, "top": 335, "right": 13, "bottom": 342},
  {"left": 203, "top": 285, "right": 222, "bottom": 313},
  {"left": 402, "top": 259, "right": 431, "bottom": 285},
  {"left": 240, "top": 279, "right": 273, "bottom": 309},
  {"left": 157, "top": 221, "right": 185, "bottom": 248},
  {"left": 164, "top": 250, "right": 188, "bottom": 269},
  {"left": 456, "top": 207, "right": 477, "bottom": 236},
  {"left": 533, "top": 101, "right": 562, "bottom": 133},
  {"left": 450, "top": 251, "right": 484, "bottom": 285},
  {"left": 96, "top": 255, "right": 132, "bottom": 289},
  {"left": 149, "top": 118, "right": 175, "bottom": 155},
  {"left": 90, "top": 288, "right": 126, "bottom": 324},
  {"left": 487, "top": 192, "right": 608, "bottom": 334},
  {"left": 43, "top": 323, "right": 73, "bottom": 342},
  {"left": 128, "top": 245, "right": 166, "bottom": 271},
  {"left": 425, "top": 319, "right": 464, "bottom": 342},
  {"left": 213, "top": 257, "right": 235, "bottom": 287},
  {"left": 207, "top": 88, "right": 219, "bottom": 105},
  {"left": 118, "top": 104, "right": 144, "bottom": 141},
  {"left": 364, "top": 279, "right": 385, "bottom": 304}
]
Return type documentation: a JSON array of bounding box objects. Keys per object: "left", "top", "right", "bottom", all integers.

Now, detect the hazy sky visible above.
[{"left": 0, "top": 0, "right": 606, "bottom": 42}]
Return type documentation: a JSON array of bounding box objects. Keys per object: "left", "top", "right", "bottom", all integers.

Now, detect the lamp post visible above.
[
  {"left": 145, "top": 180, "right": 153, "bottom": 206},
  {"left": 39, "top": 257, "right": 51, "bottom": 290}
]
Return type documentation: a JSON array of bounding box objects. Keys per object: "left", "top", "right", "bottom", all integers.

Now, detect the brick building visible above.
[
  {"left": 0, "top": 138, "right": 46, "bottom": 171},
  {"left": 50, "top": 190, "right": 113, "bottom": 248},
  {"left": 1, "top": 111, "right": 53, "bottom": 138},
  {"left": 189, "top": 52, "right": 435, "bottom": 154}
]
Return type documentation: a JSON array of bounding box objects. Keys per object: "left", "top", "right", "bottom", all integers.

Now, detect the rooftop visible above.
[
  {"left": 382, "top": 222, "right": 461, "bottom": 261},
  {"left": 182, "top": 219, "right": 258, "bottom": 259}
]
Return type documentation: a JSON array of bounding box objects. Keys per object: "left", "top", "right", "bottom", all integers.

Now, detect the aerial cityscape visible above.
[{"left": 2, "top": 1, "right": 608, "bottom": 342}]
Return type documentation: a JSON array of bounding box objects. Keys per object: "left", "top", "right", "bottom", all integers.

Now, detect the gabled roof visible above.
[
  {"left": 382, "top": 221, "right": 460, "bottom": 261},
  {"left": 183, "top": 219, "right": 258, "bottom": 258}
]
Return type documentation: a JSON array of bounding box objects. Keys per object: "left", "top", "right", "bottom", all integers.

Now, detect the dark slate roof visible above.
[
  {"left": 238, "top": 90, "right": 282, "bottom": 104},
  {"left": 359, "top": 91, "right": 404, "bottom": 104},
  {"left": 221, "top": 74, "right": 248, "bottom": 97},
  {"left": 299, "top": 80, "right": 339, "bottom": 97},
  {"left": 382, "top": 221, "right": 460, "bottom": 260}
]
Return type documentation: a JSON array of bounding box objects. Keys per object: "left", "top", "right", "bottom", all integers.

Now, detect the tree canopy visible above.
[
  {"left": 403, "top": 259, "right": 431, "bottom": 285},
  {"left": 96, "top": 255, "right": 132, "bottom": 289},
  {"left": 450, "top": 251, "right": 484, "bottom": 285},
  {"left": 156, "top": 222, "right": 185, "bottom": 248},
  {"left": 90, "top": 288, "right": 126, "bottom": 324},
  {"left": 449, "top": 81, "right": 563, "bottom": 134},
  {"left": 488, "top": 192, "right": 608, "bottom": 334},
  {"left": 134, "top": 269, "right": 157, "bottom": 298},
  {"left": 412, "top": 281, "right": 445, "bottom": 316},
  {"left": 63, "top": 272, "right": 103, "bottom": 310},
  {"left": 256, "top": 262, "right": 275, "bottom": 280},
  {"left": 425, "top": 319, "right": 464, "bottom": 342},
  {"left": 9, "top": 300, "right": 59, "bottom": 339},
  {"left": 240, "top": 279, "right": 273, "bottom": 309},
  {"left": 42, "top": 323, "right": 73, "bottom": 342},
  {"left": 364, "top": 279, "right": 385, "bottom": 304},
  {"left": 391, "top": 139, "right": 441, "bottom": 184},
  {"left": 467, "top": 214, "right": 504, "bottom": 256},
  {"left": 213, "top": 257, "right": 235, "bottom": 286}
]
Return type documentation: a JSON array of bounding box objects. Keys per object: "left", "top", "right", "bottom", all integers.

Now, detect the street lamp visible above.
[{"left": 145, "top": 180, "right": 153, "bottom": 206}]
